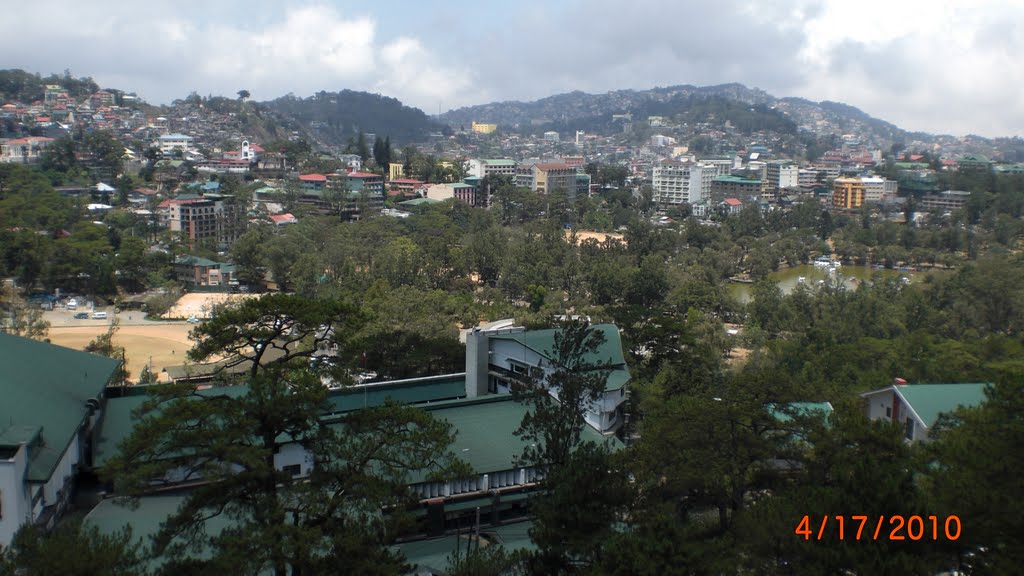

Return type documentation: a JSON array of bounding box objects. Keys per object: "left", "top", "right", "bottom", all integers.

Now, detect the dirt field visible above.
[
  {"left": 163, "top": 293, "right": 255, "bottom": 319},
  {"left": 566, "top": 230, "right": 626, "bottom": 245},
  {"left": 47, "top": 323, "right": 196, "bottom": 382}
]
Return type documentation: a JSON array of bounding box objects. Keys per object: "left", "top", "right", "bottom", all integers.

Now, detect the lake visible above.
[{"left": 729, "top": 264, "right": 927, "bottom": 303}]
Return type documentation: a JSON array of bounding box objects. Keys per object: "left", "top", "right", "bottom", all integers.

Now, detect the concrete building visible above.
[
  {"left": 542, "top": 131, "right": 560, "bottom": 142},
  {"left": 710, "top": 175, "right": 761, "bottom": 202},
  {"left": 471, "top": 121, "right": 497, "bottom": 134},
  {"left": 468, "top": 158, "right": 517, "bottom": 179},
  {"left": 860, "top": 176, "right": 898, "bottom": 203},
  {"left": 516, "top": 162, "right": 576, "bottom": 196},
  {"left": 919, "top": 190, "right": 972, "bottom": 213},
  {"left": 652, "top": 160, "right": 713, "bottom": 205},
  {"left": 0, "top": 334, "right": 120, "bottom": 547},
  {"left": 158, "top": 193, "right": 242, "bottom": 248},
  {"left": 0, "top": 136, "right": 55, "bottom": 164},
  {"left": 831, "top": 177, "right": 865, "bottom": 210},
  {"left": 156, "top": 133, "right": 194, "bottom": 156},
  {"left": 765, "top": 160, "right": 799, "bottom": 196},
  {"left": 464, "top": 322, "right": 630, "bottom": 434}
]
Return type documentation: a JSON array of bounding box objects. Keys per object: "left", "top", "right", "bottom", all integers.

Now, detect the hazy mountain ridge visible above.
[{"left": 440, "top": 83, "right": 932, "bottom": 147}]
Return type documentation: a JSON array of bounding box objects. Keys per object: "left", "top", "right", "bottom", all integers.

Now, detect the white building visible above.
[
  {"left": 467, "top": 158, "right": 517, "bottom": 179},
  {"left": 860, "top": 176, "right": 898, "bottom": 203},
  {"left": 0, "top": 334, "right": 120, "bottom": 547},
  {"left": 465, "top": 322, "right": 629, "bottom": 434},
  {"left": 652, "top": 159, "right": 714, "bottom": 205},
  {"left": 156, "top": 133, "right": 194, "bottom": 156},
  {"left": 861, "top": 382, "right": 986, "bottom": 443},
  {"left": 543, "top": 131, "right": 560, "bottom": 143}
]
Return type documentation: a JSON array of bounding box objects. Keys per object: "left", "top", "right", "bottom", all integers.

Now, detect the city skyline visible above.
[{"left": 8, "top": 0, "right": 1024, "bottom": 137}]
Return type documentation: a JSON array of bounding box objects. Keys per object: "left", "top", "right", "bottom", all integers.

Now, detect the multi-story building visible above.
[
  {"left": 516, "top": 162, "right": 576, "bottom": 196},
  {"left": 710, "top": 175, "right": 762, "bottom": 202},
  {"left": 831, "top": 177, "right": 865, "bottom": 210},
  {"left": 156, "top": 133, "right": 194, "bottom": 156},
  {"left": 860, "top": 176, "right": 898, "bottom": 203},
  {"left": 344, "top": 172, "right": 385, "bottom": 197},
  {"left": 652, "top": 160, "right": 713, "bottom": 205},
  {"left": 0, "top": 334, "right": 120, "bottom": 547},
  {"left": 468, "top": 158, "right": 517, "bottom": 179},
  {"left": 465, "top": 322, "right": 630, "bottom": 434},
  {"left": 0, "top": 136, "right": 54, "bottom": 164},
  {"left": 765, "top": 160, "right": 799, "bottom": 196},
  {"left": 919, "top": 190, "right": 972, "bottom": 213},
  {"left": 158, "top": 193, "right": 242, "bottom": 248},
  {"left": 471, "top": 121, "right": 497, "bottom": 134}
]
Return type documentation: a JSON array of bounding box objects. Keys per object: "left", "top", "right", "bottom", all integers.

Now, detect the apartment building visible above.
[
  {"left": 652, "top": 159, "right": 713, "bottom": 205},
  {"left": 831, "top": 177, "right": 865, "bottom": 210}
]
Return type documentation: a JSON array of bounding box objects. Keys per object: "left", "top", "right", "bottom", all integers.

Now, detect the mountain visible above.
[
  {"left": 262, "top": 90, "right": 445, "bottom": 149},
  {"left": 440, "top": 83, "right": 926, "bottom": 147}
]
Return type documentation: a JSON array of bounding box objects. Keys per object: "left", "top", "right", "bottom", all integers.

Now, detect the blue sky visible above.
[{"left": 8, "top": 0, "right": 1024, "bottom": 137}]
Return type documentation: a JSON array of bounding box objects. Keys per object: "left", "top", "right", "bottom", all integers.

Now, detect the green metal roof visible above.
[
  {"left": 326, "top": 374, "right": 466, "bottom": 413},
  {"left": 488, "top": 324, "right": 631, "bottom": 392},
  {"left": 86, "top": 493, "right": 535, "bottom": 574},
  {"left": 398, "top": 197, "right": 440, "bottom": 206},
  {"left": 895, "top": 383, "right": 988, "bottom": 428},
  {"left": 0, "top": 333, "right": 120, "bottom": 482},
  {"left": 96, "top": 375, "right": 468, "bottom": 467},
  {"left": 482, "top": 159, "right": 516, "bottom": 166}
]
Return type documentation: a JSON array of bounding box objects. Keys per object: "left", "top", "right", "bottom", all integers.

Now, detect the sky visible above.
[{"left": 8, "top": 0, "right": 1024, "bottom": 137}]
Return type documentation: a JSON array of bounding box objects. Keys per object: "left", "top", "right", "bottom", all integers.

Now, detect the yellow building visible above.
[
  {"left": 471, "top": 121, "right": 497, "bottom": 134},
  {"left": 831, "top": 177, "right": 865, "bottom": 210},
  {"left": 389, "top": 162, "right": 405, "bottom": 181}
]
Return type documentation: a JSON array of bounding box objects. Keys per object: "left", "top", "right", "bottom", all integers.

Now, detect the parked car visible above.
[
  {"left": 92, "top": 311, "right": 108, "bottom": 320},
  {"left": 74, "top": 312, "right": 89, "bottom": 320},
  {"left": 187, "top": 316, "right": 200, "bottom": 324}
]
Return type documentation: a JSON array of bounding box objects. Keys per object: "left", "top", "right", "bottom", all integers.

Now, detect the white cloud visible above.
[
  {"left": 3, "top": 0, "right": 1023, "bottom": 136},
  {"left": 6, "top": 2, "right": 475, "bottom": 112}
]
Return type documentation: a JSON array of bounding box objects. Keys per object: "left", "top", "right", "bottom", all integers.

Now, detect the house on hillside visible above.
[
  {"left": 861, "top": 382, "right": 988, "bottom": 443},
  {"left": 0, "top": 334, "right": 121, "bottom": 547}
]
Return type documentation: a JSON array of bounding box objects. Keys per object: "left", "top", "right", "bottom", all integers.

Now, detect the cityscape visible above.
[{"left": 1, "top": 2, "right": 1023, "bottom": 575}]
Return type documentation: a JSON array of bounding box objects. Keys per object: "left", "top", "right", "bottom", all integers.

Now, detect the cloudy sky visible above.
[{"left": 9, "top": 0, "right": 1024, "bottom": 137}]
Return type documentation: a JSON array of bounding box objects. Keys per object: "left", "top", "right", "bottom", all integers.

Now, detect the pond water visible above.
[{"left": 729, "top": 264, "right": 926, "bottom": 303}]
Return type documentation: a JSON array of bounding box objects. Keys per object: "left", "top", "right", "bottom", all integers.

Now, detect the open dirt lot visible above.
[
  {"left": 47, "top": 323, "right": 196, "bottom": 382},
  {"left": 162, "top": 292, "right": 256, "bottom": 319},
  {"left": 566, "top": 230, "right": 626, "bottom": 245}
]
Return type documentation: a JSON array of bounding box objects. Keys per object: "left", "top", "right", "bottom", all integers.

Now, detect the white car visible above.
[{"left": 187, "top": 316, "right": 200, "bottom": 324}]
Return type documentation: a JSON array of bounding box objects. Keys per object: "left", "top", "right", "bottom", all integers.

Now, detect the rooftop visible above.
[
  {"left": 892, "top": 383, "right": 988, "bottom": 428},
  {"left": 488, "top": 324, "right": 630, "bottom": 392},
  {"left": 0, "top": 333, "right": 120, "bottom": 482}
]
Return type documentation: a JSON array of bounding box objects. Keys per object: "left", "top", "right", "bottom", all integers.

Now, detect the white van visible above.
[
  {"left": 67, "top": 298, "right": 78, "bottom": 310},
  {"left": 92, "top": 311, "right": 108, "bottom": 320}
]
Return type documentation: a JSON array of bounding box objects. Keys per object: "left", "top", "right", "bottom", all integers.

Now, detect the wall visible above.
[{"left": 0, "top": 446, "right": 29, "bottom": 547}]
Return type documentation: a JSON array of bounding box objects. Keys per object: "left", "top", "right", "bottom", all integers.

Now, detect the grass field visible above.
[{"left": 47, "top": 324, "right": 196, "bottom": 383}]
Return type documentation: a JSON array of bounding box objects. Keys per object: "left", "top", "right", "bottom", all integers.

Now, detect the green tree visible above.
[
  {"left": 511, "top": 319, "right": 612, "bottom": 469},
  {"left": 85, "top": 320, "right": 129, "bottom": 384},
  {"left": 0, "top": 521, "right": 148, "bottom": 576},
  {"left": 105, "top": 367, "right": 464, "bottom": 575},
  {"left": 187, "top": 293, "right": 357, "bottom": 380}
]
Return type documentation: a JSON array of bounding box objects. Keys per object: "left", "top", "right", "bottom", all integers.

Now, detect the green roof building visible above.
[
  {"left": 861, "top": 383, "right": 988, "bottom": 443},
  {"left": 466, "top": 323, "right": 630, "bottom": 434},
  {"left": 0, "top": 333, "right": 121, "bottom": 546}
]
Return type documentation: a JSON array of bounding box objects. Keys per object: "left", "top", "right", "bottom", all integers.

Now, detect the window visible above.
[
  {"left": 885, "top": 406, "right": 892, "bottom": 418},
  {"left": 905, "top": 417, "right": 915, "bottom": 441},
  {"left": 282, "top": 464, "right": 301, "bottom": 477}
]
